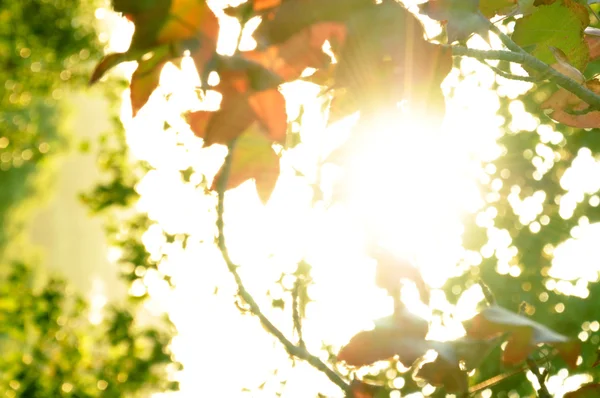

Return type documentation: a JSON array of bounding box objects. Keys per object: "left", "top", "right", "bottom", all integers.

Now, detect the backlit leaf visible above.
[
  {"left": 90, "top": 53, "right": 130, "bottom": 84},
  {"left": 211, "top": 125, "right": 280, "bottom": 204},
  {"left": 337, "top": 312, "right": 429, "bottom": 367},
  {"left": 541, "top": 79, "right": 600, "bottom": 128},
  {"left": 130, "top": 48, "right": 172, "bottom": 116},
  {"left": 254, "top": 0, "right": 371, "bottom": 45},
  {"left": 418, "top": 0, "right": 490, "bottom": 43},
  {"left": 512, "top": 0, "right": 589, "bottom": 72},
  {"left": 244, "top": 22, "right": 346, "bottom": 82},
  {"left": 416, "top": 357, "right": 468, "bottom": 394},
  {"left": 549, "top": 46, "right": 585, "bottom": 83},
  {"left": 465, "top": 305, "right": 580, "bottom": 367},
  {"left": 479, "top": 0, "right": 517, "bottom": 17}
]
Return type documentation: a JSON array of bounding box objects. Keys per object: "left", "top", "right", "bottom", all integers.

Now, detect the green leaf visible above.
[{"left": 512, "top": 0, "right": 590, "bottom": 71}]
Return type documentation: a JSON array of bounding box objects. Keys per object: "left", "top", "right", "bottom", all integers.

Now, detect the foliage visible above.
[
  {"left": 0, "top": 262, "right": 179, "bottom": 397},
  {"left": 85, "top": 0, "right": 600, "bottom": 396},
  {"left": 0, "top": 1, "right": 180, "bottom": 397}
]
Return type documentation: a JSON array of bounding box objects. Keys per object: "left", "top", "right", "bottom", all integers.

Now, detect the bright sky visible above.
[{"left": 92, "top": 2, "right": 600, "bottom": 397}]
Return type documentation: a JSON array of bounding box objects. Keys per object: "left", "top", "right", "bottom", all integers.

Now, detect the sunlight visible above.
[{"left": 95, "top": 2, "right": 591, "bottom": 396}]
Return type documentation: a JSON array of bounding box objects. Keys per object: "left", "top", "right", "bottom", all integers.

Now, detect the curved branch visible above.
[
  {"left": 450, "top": 46, "right": 600, "bottom": 109},
  {"left": 215, "top": 142, "right": 352, "bottom": 396}
]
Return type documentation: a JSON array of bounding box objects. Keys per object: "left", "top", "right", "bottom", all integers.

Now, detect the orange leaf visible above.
[
  {"left": 157, "top": 0, "right": 217, "bottom": 44},
  {"left": 211, "top": 125, "right": 280, "bottom": 204},
  {"left": 254, "top": 0, "right": 371, "bottom": 45},
  {"left": 565, "top": 384, "right": 600, "bottom": 398},
  {"left": 541, "top": 79, "right": 600, "bottom": 128},
  {"left": 186, "top": 110, "right": 212, "bottom": 139},
  {"left": 130, "top": 48, "right": 171, "bottom": 116},
  {"left": 337, "top": 313, "right": 428, "bottom": 367},
  {"left": 244, "top": 22, "right": 346, "bottom": 82},
  {"left": 202, "top": 95, "right": 256, "bottom": 146},
  {"left": 248, "top": 89, "right": 287, "bottom": 143},
  {"left": 585, "top": 27, "right": 600, "bottom": 61},
  {"left": 465, "top": 305, "right": 580, "bottom": 367}
]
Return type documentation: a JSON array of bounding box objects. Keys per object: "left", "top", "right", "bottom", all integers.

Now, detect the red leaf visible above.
[
  {"left": 465, "top": 305, "right": 580, "bottom": 367},
  {"left": 211, "top": 125, "right": 280, "bottom": 204}
]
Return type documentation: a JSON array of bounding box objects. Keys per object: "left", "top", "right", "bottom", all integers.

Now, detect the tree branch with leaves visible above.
[{"left": 88, "top": 0, "right": 600, "bottom": 396}]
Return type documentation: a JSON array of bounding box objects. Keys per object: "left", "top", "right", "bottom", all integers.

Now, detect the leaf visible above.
[
  {"left": 464, "top": 305, "right": 581, "bottom": 367},
  {"left": 90, "top": 52, "right": 130, "bottom": 84},
  {"left": 248, "top": 89, "right": 288, "bottom": 143},
  {"left": 349, "top": 380, "right": 385, "bottom": 398},
  {"left": 253, "top": 0, "right": 371, "bottom": 45},
  {"left": 549, "top": 46, "right": 585, "bottom": 83},
  {"left": 243, "top": 22, "right": 347, "bottom": 82},
  {"left": 416, "top": 357, "right": 468, "bottom": 394},
  {"left": 335, "top": 1, "right": 452, "bottom": 123},
  {"left": 130, "top": 49, "right": 171, "bottom": 116},
  {"left": 540, "top": 79, "right": 600, "bottom": 128},
  {"left": 479, "top": 0, "right": 517, "bottom": 17},
  {"left": 565, "top": 384, "right": 600, "bottom": 398},
  {"left": 512, "top": 0, "right": 590, "bottom": 72},
  {"left": 418, "top": 0, "right": 490, "bottom": 43},
  {"left": 211, "top": 125, "right": 280, "bottom": 204},
  {"left": 585, "top": 27, "right": 600, "bottom": 61},
  {"left": 337, "top": 312, "right": 429, "bottom": 367},
  {"left": 451, "top": 336, "right": 501, "bottom": 370},
  {"left": 372, "top": 249, "right": 430, "bottom": 304}
]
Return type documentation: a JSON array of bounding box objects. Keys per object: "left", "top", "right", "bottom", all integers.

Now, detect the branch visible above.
[
  {"left": 215, "top": 142, "right": 352, "bottom": 396},
  {"left": 450, "top": 46, "right": 600, "bottom": 109},
  {"left": 526, "top": 358, "right": 552, "bottom": 398},
  {"left": 473, "top": 57, "right": 540, "bottom": 83}
]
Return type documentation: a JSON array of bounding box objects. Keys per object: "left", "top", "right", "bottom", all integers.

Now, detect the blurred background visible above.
[{"left": 3, "top": 0, "right": 600, "bottom": 397}]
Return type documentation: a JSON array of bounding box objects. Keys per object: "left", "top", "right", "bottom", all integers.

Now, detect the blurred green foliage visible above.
[
  {"left": 0, "top": 263, "right": 179, "bottom": 397},
  {"left": 0, "top": 1, "right": 180, "bottom": 397}
]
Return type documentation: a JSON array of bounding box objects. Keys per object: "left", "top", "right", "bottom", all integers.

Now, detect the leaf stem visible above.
[
  {"left": 215, "top": 142, "right": 352, "bottom": 396},
  {"left": 449, "top": 46, "right": 600, "bottom": 109}
]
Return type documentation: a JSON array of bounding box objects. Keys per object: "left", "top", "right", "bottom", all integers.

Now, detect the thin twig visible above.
[
  {"left": 450, "top": 46, "right": 600, "bottom": 109},
  {"left": 292, "top": 279, "right": 305, "bottom": 348},
  {"left": 478, "top": 279, "right": 496, "bottom": 306},
  {"left": 526, "top": 358, "right": 552, "bottom": 398},
  {"left": 487, "top": 20, "right": 526, "bottom": 54},
  {"left": 482, "top": 62, "right": 539, "bottom": 82},
  {"left": 473, "top": 57, "right": 539, "bottom": 83},
  {"left": 215, "top": 142, "right": 352, "bottom": 396}
]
